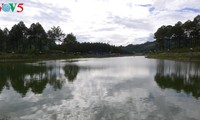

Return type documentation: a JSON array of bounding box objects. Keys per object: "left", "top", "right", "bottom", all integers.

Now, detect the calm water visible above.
[{"left": 0, "top": 56, "right": 200, "bottom": 120}]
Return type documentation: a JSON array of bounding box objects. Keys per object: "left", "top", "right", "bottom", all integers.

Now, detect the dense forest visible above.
[
  {"left": 123, "top": 14, "right": 200, "bottom": 54},
  {"left": 0, "top": 21, "right": 128, "bottom": 55},
  {"left": 154, "top": 15, "right": 200, "bottom": 51}
]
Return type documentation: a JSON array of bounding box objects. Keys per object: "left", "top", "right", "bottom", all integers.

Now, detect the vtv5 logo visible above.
[{"left": 0, "top": 3, "right": 24, "bottom": 13}]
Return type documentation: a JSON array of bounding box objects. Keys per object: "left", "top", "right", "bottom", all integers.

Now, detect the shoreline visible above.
[
  {"left": 0, "top": 53, "right": 133, "bottom": 62},
  {"left": 146, "top": 53, "right": 200, "bottom": 62}
]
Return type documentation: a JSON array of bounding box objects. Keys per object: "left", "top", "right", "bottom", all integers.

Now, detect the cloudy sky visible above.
[{"left": 0, "top": 0, "right": 200, "bottom": 45}]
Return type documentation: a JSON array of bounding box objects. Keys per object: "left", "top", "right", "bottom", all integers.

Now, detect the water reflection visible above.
[
  {"left": 1, "top": 57, "right": 200, "bottom": 120},
  {"left": 63, "top": 65, "right": 79, "bottom": 82},
  {"left": 154, "top": 60, "right": 200, "bottom": 99},
  {"left": 0, "top": 62, "right": 80, "bottom": 96}
]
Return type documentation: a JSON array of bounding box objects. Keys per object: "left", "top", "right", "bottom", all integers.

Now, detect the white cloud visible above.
[{"left": 0, "top": 0, "right": 200, "bottom": 45}]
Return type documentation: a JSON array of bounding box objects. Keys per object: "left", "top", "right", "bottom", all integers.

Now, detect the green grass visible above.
[
  {"left": 155, "top": 46, "right": 200, "bottom": 53},
  {"left": 146, "top": 46, "right": 200, "bottom": 61},
  {"left": 0, "top": 52, "right": 127, "bottom": 62},
  {"left": 147, "top": 53, "right": 200, "bottom": 61}
]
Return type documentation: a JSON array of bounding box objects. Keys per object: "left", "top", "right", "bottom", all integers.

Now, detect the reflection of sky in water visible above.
[{"left": 0, "top": 56, "right": 200, "bottom": 120}]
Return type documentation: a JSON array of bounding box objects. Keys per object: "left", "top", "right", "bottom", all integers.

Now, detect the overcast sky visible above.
[{"left": 0, "top": 0, "right": 200, "bottom": 45}]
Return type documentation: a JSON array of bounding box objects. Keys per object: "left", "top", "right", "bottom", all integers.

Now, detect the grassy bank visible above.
[
  {"left": 146, "top": 46, "right": 200, "bottom": 61},
  {"left": 0, "top": 52, "right": 130, "bottom": 62},
  {"left": 146, "top": 52, "right": 200, "bottom": 61}
]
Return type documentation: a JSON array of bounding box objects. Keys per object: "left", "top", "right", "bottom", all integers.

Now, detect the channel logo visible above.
[{"left": 0, "top": 3, "right": 24, "bottom": 13}]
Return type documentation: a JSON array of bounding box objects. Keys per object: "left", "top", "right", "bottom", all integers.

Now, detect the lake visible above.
[{"left": 0, "top": 56, "right": 200, "bottom": 120}]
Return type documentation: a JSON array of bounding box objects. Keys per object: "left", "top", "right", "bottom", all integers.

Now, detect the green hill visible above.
[{"left": 123, "top": 41, "right": 156, "bottom": 54}]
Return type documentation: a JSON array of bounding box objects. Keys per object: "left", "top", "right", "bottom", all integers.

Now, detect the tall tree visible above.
[
  {"left": 171, "top": 21, "right": 184, "bottom": 49},
  {"left": 193, "top": 15, "right": 200, "bottom": 45},
  {"left": 154, "top": 25, "right": 167, "bottom": 50},
  {"left": 0, "top": 28, "right": 9, "bottom": 51},
  {"left": 0, "top": 29, "right": 5, "bottom": 51},
  {"left": 3, "top": 28, "right": 9, "bottom": 49},
  {"left": 182, "top": 20, "right": 196, "bottom": 47},
  {"left": 28, "top": 22, "right": 47, "bottom": 51},
  {"left": 47, "top": 26, "right": 65, "bottom": 49},
  {"left": 62, "top": 33, "right": 78, "bottom": 52},
  {"left": 9, "top": 21, "right": 28, "bottom": 51}
]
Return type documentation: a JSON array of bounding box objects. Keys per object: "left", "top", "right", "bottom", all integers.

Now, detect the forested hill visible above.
[{"left": 123, "top": 41, "right": 156, "bottom": 54}]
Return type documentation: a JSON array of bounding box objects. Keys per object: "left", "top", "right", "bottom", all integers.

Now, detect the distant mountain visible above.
[{"left": 123, "top": 41, "right": 156, "bottom": 54}]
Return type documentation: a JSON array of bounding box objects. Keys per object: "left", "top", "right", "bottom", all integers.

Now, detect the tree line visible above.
[
  {"left": 0, "top": 21, "right": 128, "bottom": 54},
  {"left": 154, "top": 15, "right": 200, "bottom": 50}
]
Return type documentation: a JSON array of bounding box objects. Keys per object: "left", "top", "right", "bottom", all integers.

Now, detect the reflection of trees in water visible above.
[
  {"left": 155, "top": 60, "right": 200, "bottom": 99},
  {"left": 0, "top": 64, "right": 49, "bottom": 96},
  {"left": 63, "top": 65, "right": 79, "bottom": 82},
  {"left": 27, "top": 78, "right": 48, "bottom": 94},
  {"left": 0, "top": 63, "right": 80, "bottom": 96},
  {"left": 47, "top": 65, "right": 65, "bottom": 91}
]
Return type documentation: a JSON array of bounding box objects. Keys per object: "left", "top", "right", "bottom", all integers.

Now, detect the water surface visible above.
[{"left": 0, "top": 56, "right": 200, "bottom": 120}]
